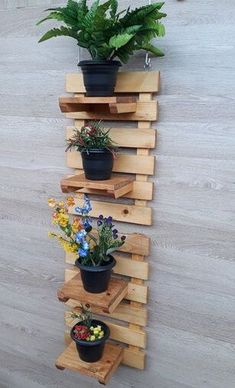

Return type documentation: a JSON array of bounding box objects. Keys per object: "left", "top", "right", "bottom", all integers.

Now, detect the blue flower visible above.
[
  {"left": 79, "top": 248, "right": 88, "bottom": 257},
  {"left": 75, "top": 229, "right": 87, "bottom": 243},
  {"left": 74, "top": 195, "right": 92, "bottom": 215},
  {"left": 82, "top": 241, "right": 89, "bottom": 250}
]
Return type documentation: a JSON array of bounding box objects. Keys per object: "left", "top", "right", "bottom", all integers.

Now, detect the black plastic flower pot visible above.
[
  {"left": 71, "top": 319, "right": 110, "bottom": 363},
  {"left": 81, "top": 148, "right": 114, "bottom": 180},
  {"left": 78, "top": 60, "right": 121, "bottom": 97},
  {"left": 75, "top": 255, "right": 116, "bottom": 293}
]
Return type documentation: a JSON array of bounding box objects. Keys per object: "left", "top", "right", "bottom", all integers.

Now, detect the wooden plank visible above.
[
  {"left": 65, "top": 314, "right": 146, "bottom": 349},
  {"left": 69, "top": 197, "right": 152, "bottom": 225},
  {"left": 66, "top": 300, "right": 148, "bottom": 327},
  {"left": 65, "top": 101, "right": 157, "bottom": 121},
  {"left": 61, "top": 96, "right": 137, "bottom": 105},
  {"left": 76, "top": 179, "right": 154, "bottom": 201},
  {"left": 65, "top": 268, "right": 148, "bottom": 304},
  {"left": 66, "top": 71, "right": 160, "bottom": 93},
  {"left": 60, "top": 174, "right": 134, "bottom": 199},
  {"left": 55, "top": 342, "right": 123, "bottom": 384},
  {"left": 65, "top": 252, "right": 149, "bottom": 280},
  {"left": 67, "top": 152, "right": 155, "bottom": 175},
  {"left": 65, "top": 232, "right": 150, "bottom": 257},
  {"left": 68, "top": 126, "right": 157, "bottom": 149},
  {"left": 109, "top": 102, "right": 137, "bottom": 114},
  {"left": 58, "top": 273, "right": 128, "bottom": 314},
  {"left": 64, "top": 332, "right": 145, "bottom": 369}
]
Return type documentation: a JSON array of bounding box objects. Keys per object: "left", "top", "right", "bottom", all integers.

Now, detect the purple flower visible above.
[
  {"left": 97, "top": 220, "right": 103, "bottom": 226},
  {"left": 98, "top": 215, "right": 103, "bottom": 220},
  {"left": 113, "top": 234, "right": 118, "bottom": 240},
  {"left": 112, "top": 229, "right": 118, "bottom": 234},
  {"left": 121, "top": 236, "right": 126, "bottom": 241}
]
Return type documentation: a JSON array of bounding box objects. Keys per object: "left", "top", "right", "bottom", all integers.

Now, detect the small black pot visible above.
[
  {"left": 81, "top": 148, "right": 114, "bottom": 180},
  {"left": 78, "top": 60, "right": 121, "bottom": 97},
  {"left": 75, "top": 255, "right": 116, "bottom": 293},
  {"left": 71, "top": 319, "right": 110, "bottom": 362}
]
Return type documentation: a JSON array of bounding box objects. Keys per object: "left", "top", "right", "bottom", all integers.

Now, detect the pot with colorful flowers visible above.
[
  {"left": 48, "top": 195, "right": 125, "bottom": 293},
  {"left": 66, "top": 121, "right": 116, "bottom": 181},
  {"left": 70, "top": 304, "right": 110, "bottom": 362}
]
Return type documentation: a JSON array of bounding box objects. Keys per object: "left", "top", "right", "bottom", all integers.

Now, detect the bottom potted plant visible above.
[{"left": 70, "top": 304, "right": 110, "bottom": 363}]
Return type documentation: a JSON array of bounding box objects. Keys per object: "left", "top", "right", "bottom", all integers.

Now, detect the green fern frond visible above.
[
  {"left": 38, "top": 27, "right": 77, "bottom": 43},
  {"left": 109, "top": 33, "right": 134, "bottom": 49}
]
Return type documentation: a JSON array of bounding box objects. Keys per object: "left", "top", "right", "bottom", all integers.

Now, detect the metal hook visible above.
[{"left": 144, "top": 52, "right": 152, "bottom": 70}]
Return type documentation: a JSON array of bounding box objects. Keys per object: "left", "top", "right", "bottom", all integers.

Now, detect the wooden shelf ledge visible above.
[
  {"left": 55, "top": 342, "right": 123, "bottom": 385},
  {"left": 57, "top": 273, "right": 128, "bottom": 313},
  {"left": 59, "top": 96, "right": 137, "bottom": 114},
  {"left": 61, "top": 174, "right": 134, "bottom": 199}
]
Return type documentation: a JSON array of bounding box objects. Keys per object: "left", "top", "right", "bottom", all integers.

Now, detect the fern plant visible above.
[{"left": 37, "top": 0, "right": 166, "bottom": 63}]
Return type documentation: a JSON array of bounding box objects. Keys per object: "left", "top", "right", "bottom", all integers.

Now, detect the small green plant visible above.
[
  {"left": 37, "top": 0, "right": 166, "bottom": 63},
  {"left": 66, "top": 121, "right": 116, "bottom": 153}
]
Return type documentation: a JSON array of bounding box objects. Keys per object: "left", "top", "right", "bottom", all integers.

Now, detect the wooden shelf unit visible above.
[
  {"left": 55, "top": 71, "right": 159, "bottom": 383},
  {"left": 60, "top": 174, "right": 134, "bottom": 199},
  {"left": 57, "top": 273, "right": 128, "bottom": 314},
  {"left": 56, "top": 342, "right": 123, "bottom": 385},
  {"left": 59, "top": 95, "right": 137, "bottom": 114}
]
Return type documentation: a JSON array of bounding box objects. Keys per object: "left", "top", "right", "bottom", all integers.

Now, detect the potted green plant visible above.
[
  {"left": 48, "top": 195, "right": 125, "bottom": 293},
  {"left": 70, "top": 304, "right": 110, "bottom": 362},
  {"left": 37, "top": 0, "right": 166, "bottom": 96},
  {"left": 66, "top": 121, "right": 116, "bottom": 180}
]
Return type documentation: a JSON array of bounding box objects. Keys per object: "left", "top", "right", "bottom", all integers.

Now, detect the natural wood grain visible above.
[
  {"left": 58, "top": 273, "right": 128, "bottom": 313},
  {"left": 60, "top": 174, "right": 134, "bottom": 198},
  {"left": 59, "top": 96, "right": 137, "bottom": 114},
  {"left": 67, "top": 152, "right": 155, "bottom": 175},
  {"left": 66, "top": 231, "right": 150, "bottom": 257},
  {"left": 66, "top": 71, "right": 160, "bottom": 93},
  {"left": 65, "top": 268, "right": 148, "bottom": 304},
  {"left": 65, "top": 314, "right": 146, "bottom": 348},
  {"left": 66, "top": 300, "right": 147, "bottom": 326},
  {"left": 65, "top": 252, "right": 149, "bottom": 280},
  {"left": 55, "top": 342, "right": 123, "bottom": 384},
  {"left": 65, "top": 100, "right": 157, "bottom": 121},
  {"left": 67, "top": 126, "right": 157, "bottom": 149},
  {"left": 64, "top": 331, "right": 145, "bottom": 370},
  {"left": 69, "top": 197, "right": 152, "bottom": 225}
]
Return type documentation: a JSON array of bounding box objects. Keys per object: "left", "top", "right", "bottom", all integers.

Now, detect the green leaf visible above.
[
  {"left": 109, "top": 33, "right": 134, "bottom": 49},
  {"left": 36, "top": 11, "right": 64, "bottom": 25},
  {"left": 142, "top": 43, "right": 164, "bottom": 57},
  {"left": 38, "top": 27, "right": 76, "bottom": 43}
]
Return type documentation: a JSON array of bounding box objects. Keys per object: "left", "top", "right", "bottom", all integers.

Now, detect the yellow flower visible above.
[
  {"left": 57, "top": 213, "right": 69, "bottom": 228},
  {"left": 48, "top": 198, "right": 56, "bottom": 208},
  {"left": 58, "top": 201, "right": 65, "bottom": 208},
  {"left": 48, "top": 232, "right": 54, "bottom": 238},
  {"left": 67, "top": 196, "right": 75, "bottom": 207},
  {"left": 90, "top": 335, "right": 96, "bottom": 341},
  {"left": 71, "top": 217, "right": 82, "bottom": 233}
]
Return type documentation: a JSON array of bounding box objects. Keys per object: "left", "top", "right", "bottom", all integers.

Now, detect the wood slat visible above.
[
  {"left": 64, "top": 332, "right": 145, "bottom": 369},
  {"left": 66, "top": 232, "right": 150, "bottom": 257},
  {"left": 61, "top": 174, "right": 134, "bottom": 199},
  {"left": 65, "top": 101, "right": 157, "bottom": 121},
  {"left": 69, "top": 197, "right": 152, "bottom": 225},
  {"left": 65, "top": 314, "right": 146, "bottom": 349},
  {"left": 58, "top": 273, "right": 128, "bottom": 314},
  {"left": 66, "top": 71, "right": 160, "bottom": 93},
  {"left": 55, "top": 342, "right": 123, "bottom": 384},
  {"left": 65, "top": 252, "right": 149, "bottom": 280},
  {"left": 76, "top": 179, "right": 153, "bottom": 201},
  {"left": 66, "top": 300, "right": 147, "bottom": 327},
  {"left": 65, "top": 268, "right": 148, "bottom": 304},
  {"left": 67, "top": 126, "right": 157, "bottom": 149},
  {"left": 67, "top": 152, "right": 155, "bottom": 176}
]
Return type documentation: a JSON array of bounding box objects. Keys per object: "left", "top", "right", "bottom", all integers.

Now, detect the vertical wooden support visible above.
[{"left": 128, "top": 93, "right": 153, "bottom": 360}]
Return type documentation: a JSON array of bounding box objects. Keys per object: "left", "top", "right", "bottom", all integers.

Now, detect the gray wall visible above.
[{"left": 0, "top": 1, "right": 235, "bottom": 387}]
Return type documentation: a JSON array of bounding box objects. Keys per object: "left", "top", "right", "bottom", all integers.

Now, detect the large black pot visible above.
[
  {"left": 78, "top": 60, "right": 121, "bottom": 97},
  {"left": 75, "top": 255, "right": 116, "bottom": 293},
  {"left": 81, "top": 148, "right": 114, "bottom": 180},
  {"left": 71, "top": 319, "right": 110, "bottom": 362}
]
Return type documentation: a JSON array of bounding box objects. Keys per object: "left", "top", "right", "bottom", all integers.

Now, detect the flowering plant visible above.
[
  {"left": 71, "top": 304, "right": 104, "bottom": 342},
  {"left": 48, "top": 194, "right": 125, "bottom": 266},
  {"left": 65, "top": 121, "right": 116, "bottom": 153}
]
